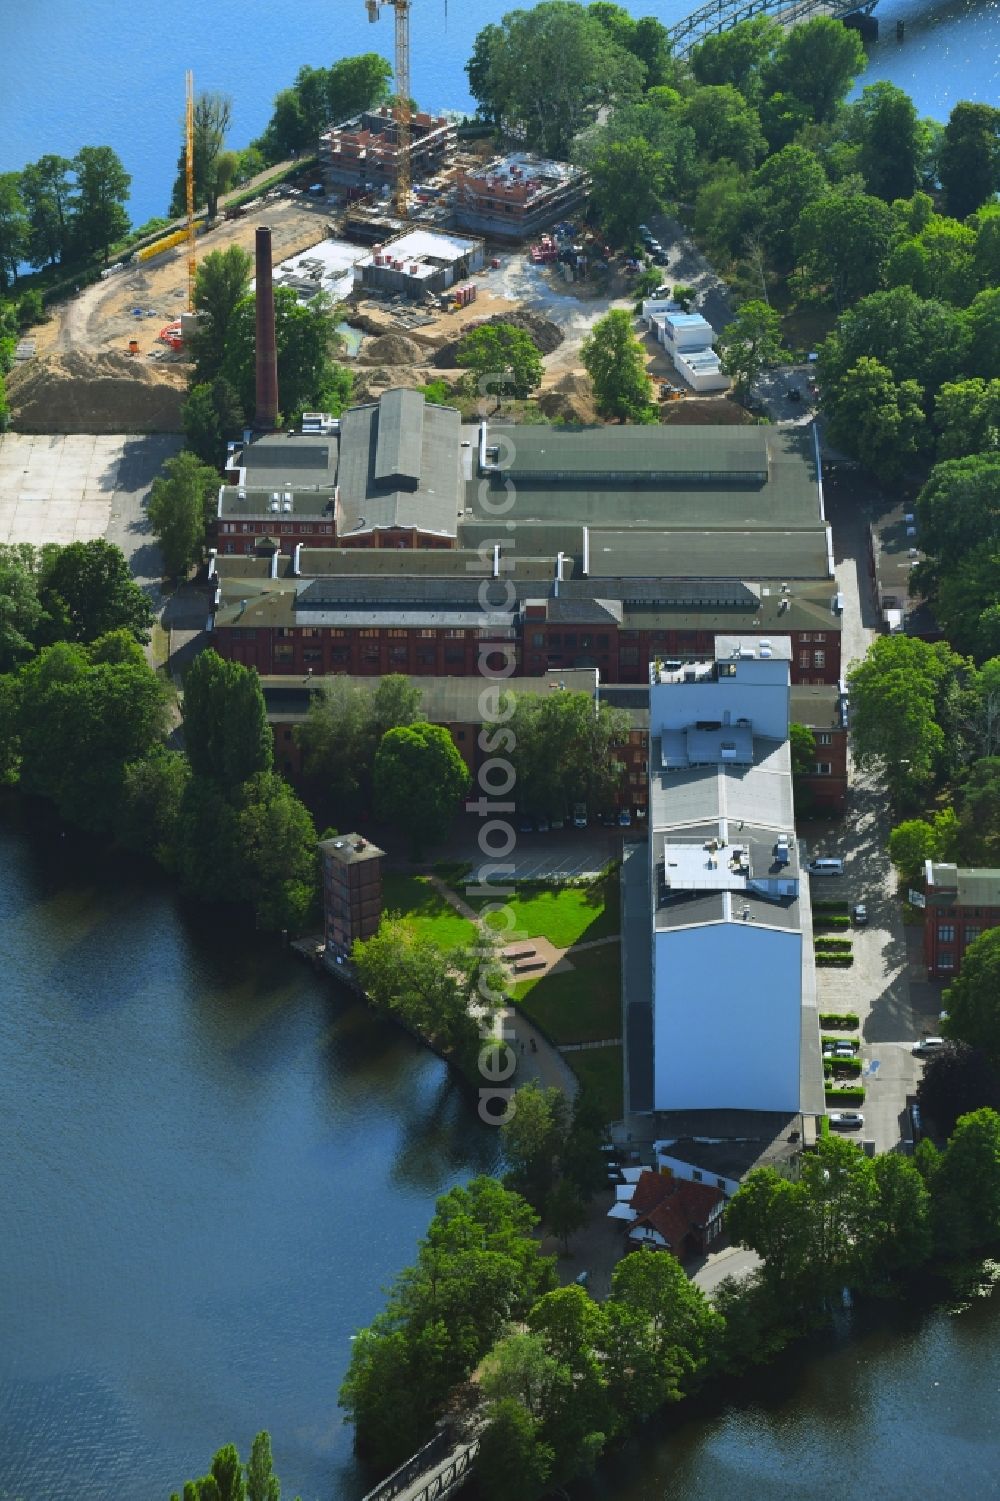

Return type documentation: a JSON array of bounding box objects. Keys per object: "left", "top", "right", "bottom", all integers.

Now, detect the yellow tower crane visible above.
[
  {"left": 185, "top": 69, "right": 197, "bottom": 310},
  {"left": 365, "top": 0, "right": 411, "bottom": 219}
]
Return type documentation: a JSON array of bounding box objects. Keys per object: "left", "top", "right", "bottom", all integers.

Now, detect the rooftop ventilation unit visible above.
[
  {"left": 778, "top": 599, "right": 789, "bottom": 614},
  {"left": 759, "top": 638, "right": 772, "bottom": 649},
  {"left": 283, "top": 500, "right": 293, "bottom": 513},
  {"left": 759, "top": 645, "right": 772, "bottom": 658}
]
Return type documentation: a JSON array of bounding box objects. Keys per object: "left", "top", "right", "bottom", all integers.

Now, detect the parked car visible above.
[
  {"left": 807, "top": 857, "right": 845, "bottom": 876},
  {"left": 600, "top": 811, "right": 617, "bottom": 827},
  {"left": 829, "top": 1111, "right": 864, "bottom": 1130},
  {"left": 787, "top": 387, "right": 802, "bottom": 403},
  {"left": 912, "top": 1036, "right": 946, "bottom": 1056},
  {"left": 573, "top": 802, "right": 588, "bottom": 828},
  {"left": 618, "top": 809, "right": 632, "bottom": 827},
  {"left": 550, "top": 815, "right": 565, "bottom": 830},
  {"left": 535, "top": 817, "right": 550, "bottom": 833},
  {"left": 853, "top": 903, "right": 868, "bottom": 925},
  {"left": 833, "top": 1042, "right": 856, "bottom": 1056}
]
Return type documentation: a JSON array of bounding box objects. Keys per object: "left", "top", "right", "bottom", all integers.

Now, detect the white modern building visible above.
[
  {"left": 644, "top": 636, "right": 822, "bottom": 1114},
  {"left": 642, "top": 300, "right": 729, "bottom": 393}
]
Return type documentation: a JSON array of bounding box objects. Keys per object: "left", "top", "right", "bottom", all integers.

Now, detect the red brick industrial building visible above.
[{"left": 923, "top": 862, "right": 1000, "bottom": 977}]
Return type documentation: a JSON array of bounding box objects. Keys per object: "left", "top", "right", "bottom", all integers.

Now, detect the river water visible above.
[{"left": 1, "top": 0, "right": 998, "bottom": 227}]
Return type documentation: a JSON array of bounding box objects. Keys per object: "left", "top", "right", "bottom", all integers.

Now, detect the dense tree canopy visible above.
[
  {"left": 943, "top": 930, "right": 1000, "bottom": 1067},
  {"left": 581, "top": 308, "right": 655, "bottom": 422},
  {"left": 457, "top": 321, "right": 544, "bottom": 400},
  {"left": 848, "top": 635, "right": 966, "bottom": 801},
  {"left": 373, "top": 721, "right": 471, "bottom": 856},
  {"left": 220, "top": 288, "right": 350, "bottom": 424},
  {"left": 41, "top": 538, "right": 153, "bottom": 645},
  {"left": 509, "top": 690, "right": 630, "bottom": 820},
  {"left": 147, "top": 449, "right": 220, "bottom": 576},
  {"left": 182, "top": 649, "right": 272, "bottom": 786},
  {"left": 939, "top": 101, "right": 1000, "bottom": 220}
]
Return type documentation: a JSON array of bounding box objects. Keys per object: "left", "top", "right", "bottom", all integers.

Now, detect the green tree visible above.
[
  {"left": 545, "top": 1176, "right": 588, "bottom": 1253},
  {"left": 148, "top": 449, "right": 220, "bottom": 576},
  {"left": 526, "top": 1285, "right": 610, "bottom": 1480},
  {"left": 256, "top": 88, "right": 309, "bottom": 162},
  {"left": 797, "top": 1136, "right": 879, "bottom": 1297},
  {"left": 0, "top": 553, "right": 43, "bottom": 670},
  {"left": 726, "top": 1168, "right": 810, "bottom": 1294},
  {"left": 118, "top": 747, "right": 190, "bottom": 869},
  {"left": 209, "top": 1444, "right": 246, "bottom": 1501},
  {"left": 468, "top": 2, "right": 646, "bottom": 159},
  {"left": 182, "top": 376, "right": 244, "bottom": 467},
  {"left": 935, "top": 378, "right": 1000, "bottom": 459},
  {"left": 71, "top": 145, "right": 131, "bottom": 262},
  {"left": 327, "top": 53, "right": 393, "bottom": 120},
  {"left": 0, "top": 674, "right": 20, "bottom": 784},
  {"left": 942, "top": 930, "right": 1000, "bottom": 1066},
  {"left": 352, "top": 916, "right": 484, "bottom": 1064},
  {"left": 797, "top": 191, "right": 895, "bottom": 307},
  {"left": 958, "top": 756, "right": 1000, "bottom": 862},
  {"left": 40, "top": 539, "right": 152, "bottom": 644},
  {"left": 0, "top": 173, "right": 29, "bottom": 292},
  {"left": 789, "top": 722, "right": 816, "bottom": 780},
  {"left": 751, "top": 144, "right": 828, "bottom": 272},
  {"left": 191, "top": 245, "right": 254, "bottom": 383},
  {"left": 457, "top": 321, "right": 543, "bottom": 401},
  {"left": 718, "top": 298, "right": 785, "bottom": 397},
  {"left": 182, "top": 649, "right": 272, "bottom": 785},
  {"left": 20, "top": 154, "right": 74, "bottom": 268},
  {"left": 170, "top": 92, "right": 233, "bottom": 221},
  {"left": 965, "top": 288, "right": 1000, "bottom": 380},
  {"left": 822, "top": 356, "right": 926, "bottom": 482},
  {"left": 765, "top": 16, "right": 867, "bottom": 124},
  {"left": 887, "top": 818, "right": 939, "bottom": 883},
  {"left": 509, "top": 690, "right": 629, "bottom": 821},
  {"left": 691, "top": 17, "right": 780, "bottom": 100},
  {"left": 220, "top": 288, "right": 348, "bottom": 424},
  {"left": 476, "top": 1400, "right": 553, "bottom": 1501},
  {"left": 609, "top": 1246, "right": 723, "bottom": 1395},
  {"left": 851, "top": 81, "right": 920, "bottom": 202},
  {"left": 870, "top": 1153, "right": 932, "bottom": 1274},
  {"left": 915, "top": 453, "right": 1000, "bottom": 561},
  {"left": 918, "top": 1041, "right": 1000, "bottom": 1137},
  {"left": 16, "top": 634, "right": 168, "bottom": 832},
  {"left": 245, "top": 1431, "right": 281, "bottom": 1501},
  {"left": 939, "top": 101, "right": 1000, "bottom": 220},
  {"left": 683, "top": 84, "right": 765, "bottom": 171},
  {"left": 501, "top": 1080, "right": 569, "bottom": 1204},
  {"left": 373, "top": 722, "right": 470, "bottom": 857},
  {"left": 588, "top": 137, "right": 670, "bottom": 245},
  {"left": 848, "top": 635, "right": 963, "bottom": 802},
  {"left": 581, "top": 308, "right": 654, "bottom": 422},
  {"left": 932, "top": 1107, "right": 1000, "bottom": 1255},
  {"left": 237, "top": 770, "right": 318, "bottom": 931}
]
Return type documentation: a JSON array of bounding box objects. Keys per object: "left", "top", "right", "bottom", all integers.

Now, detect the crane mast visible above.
[
  {"left": 366, "top": 0, "right": 411, "bottom": 219},
  {"left": 185, "top": 70, "right": 197, "bottom": 310}
]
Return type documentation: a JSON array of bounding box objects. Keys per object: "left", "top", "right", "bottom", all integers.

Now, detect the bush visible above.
[
  {"left": 815, "top": 951, "right": 855, "bottom": 966},
  {"left": 825, "top": 1085, "right": 865, "bottom": 1103},
  {"left": 828, "top": 1057, "right": 862, "bottom": 1076},
  {"left": 819, "top": 1011, "right": 859, "bottom": 1028},
  {"left": 17, "top": 289, "right": 45, "bottom": 328},
  {"left": 814, "top": 913, "right": 851, "bottom": 929},
  {"left": 813, "top": 900, "right": 850, "bottom": 913},
  {"left": 821, "top": 1034, "right": 859, "bottom": 1048},
  {"left": 814, "top": 936, "right": 853, "bottom": 952}
]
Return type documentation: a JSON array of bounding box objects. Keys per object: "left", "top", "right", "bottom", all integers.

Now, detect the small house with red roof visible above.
[{"left": 624, "top": 1169, "right": 725, "bottom": 1261}]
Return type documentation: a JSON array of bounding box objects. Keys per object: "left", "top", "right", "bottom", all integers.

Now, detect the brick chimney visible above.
[{"left": 255, "top": 225, "right": 279, "bottom": 431}]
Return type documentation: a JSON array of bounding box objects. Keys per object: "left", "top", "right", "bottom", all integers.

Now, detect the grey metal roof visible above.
[
  {"left": 622, "top": 842, "right": 654, "bottom": 1115},
  {"left": 242, "top": 434, "right": 338, "bottom": 486},
  {"left": 337, "top": 391, "right": 463, "bottom": 539},
  {"left": 587, "top": 528, "right": 831, "bottom": 580}
]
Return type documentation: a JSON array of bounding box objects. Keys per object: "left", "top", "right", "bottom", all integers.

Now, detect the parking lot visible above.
[{"left": 435, "top": 814, "right": 629, "bottom": 883}]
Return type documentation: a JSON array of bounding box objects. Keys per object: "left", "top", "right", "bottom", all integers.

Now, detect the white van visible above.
[{"left": 807, "top": 858, "right": 845, "bottom": 876}]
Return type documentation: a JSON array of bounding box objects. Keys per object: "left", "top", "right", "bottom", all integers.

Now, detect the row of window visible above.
[
  {"left": 799, "top": 651, "right": 826, "bottom": 668},
  {"left": 219, "top": 522, "right": 334, "bottom": 535},
  {"left": 936, "top": 926, "right": 982, "bottom": 943}
]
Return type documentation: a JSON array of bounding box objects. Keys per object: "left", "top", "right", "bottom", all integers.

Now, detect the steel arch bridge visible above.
[{"left": 668, "top": 0, "right": 880, "bottom": 60}]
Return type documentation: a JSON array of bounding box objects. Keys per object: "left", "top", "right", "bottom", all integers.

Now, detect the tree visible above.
[
  {"left": 457, "top": 322, "right": 543, "bottom": 401},
  {"left": 887, "top": 818, "right": 939, "bottom": 883},
  {"left": 725, "top": 1168, "right": 810, "bottom": 1293},
  {"left": 297, "top": 673, "right": 420, "bottom": 824},
  {"left": 148, "top": 449, "right": 220, "bottom": 576},
  {"left": 935, "top": 378, "right": 1000, "bottom": 460},
  {"left": 509, "top": 691, "right": 629, "bottom": 821},
  {"left": 869, "top": 1153, "right": 932, "bottom": 1274},
  {"left": 683, "top": 85, "right": 766, "bottom": 171},
  {"left": 40, "top": 539, "right": 152, "bottom": 644},
  {"left": 851, "top": 82, "right": 920, "bottom": 202},
  {"left": 467, "top": 2, "right": 646, "bottom": 159},
  {"left": 501, "top": 1081, "right": 569, "bottom": 1204},
  {"left": 182, "top": 377, "right": 244, "bottom": 467},
  {"left": 609, "top": 1247, "right": 723, "bottom": 1393},
  {"left": 118, "top": 747, "right": 190, "bottom": 868},
  {"left": 71, "top": 145, "right": 131, "bottom": 262},
  {"left": 476, "top": 1400, "right": 553, "bottom": 1501},
  {"left": 0, "top": 553, "right": 43, "bottom": 670},
  {"left": 822, "top": 356, "right": 926, "bottom": 482},
  {"left": 209, "top": 1444, "right": 246, "bottom": 1501},
  {"left": 16, "top": 635, "right": 168, "bottom": 832},
  {"left": 915, "top": 454, "right": 1000, "bottom": 561},
  {"left": 918, "top": 1041, "right": 1000, "bottom": 1137},
  {"left": 20, "top": 154, "right": 74, "bottom": 268},
  {"left": 182, "top": 650, "right": 272, "bottom": 785},
  {"left": 256, "top": 88, "right": 309, "bottom": 162},
  {"left": 581, "top": 309, "right": 654, "bottom": 422},
  {"left": 789, "top": 722, "right": 816, "bottom": 781},
  {"left": 191, "top": 245, "right": 254, "bottom": 383},
  {"left": 821, "top": 287, "right": 965, "bottom": 402},
  {"left": 931, "top": 1107, "right": 1000, "bottom": 1255},
  {"left": 718, "top": 299, "right": 785, "bottom": 397},
  {"left": 327, "top": 53, "right": 393, "bottom": 121},
  {"left": 588, "top": 137, "right": 670, "bottom": 245},
  {"left": 965, "top": 288, "right": 1000, "bottom": 380},
  {"left": 545, "top": 1176, "right": 588, "bottom": 1253},
  {"left": 0, "top": 173, "right": 29, "bottom": 292},
  {"left": 691, "top": 17, "right": 780, "bottom": 100},
  {"left": 942, "top": 930, "right": 1000, "bottom": 1066},
  {"left": 236, "top": 771, "right": 318, "bottom": 931},
  {"left": 220, "top": 288, "right": 348, "bottom": 424},
  {"left": 939, "top": 101, "right": 1000, "bottom": 220},
  {"left": 765, "top": 16, "right": 867, "bottom": 124},
  {"left": 797, "top": 191, "right": 895, "bottom": 307},
  {"left": 245, "top": 1431, "right": 281, "bottom": 1501},
  {"left": 751, "top": 145, "right": 828, "bottom": 271},
  {"left": 373, "top": 722, "right": 470, "bottom": 857},
  {"left": 958, "top": 756, "right": 1000, "bottom": 862},
  {"left": 170, "top": 92, "right": 233, "bottom": 221},
  {"left": 848, "top": 635, "right": 963, "bottom": 802}
]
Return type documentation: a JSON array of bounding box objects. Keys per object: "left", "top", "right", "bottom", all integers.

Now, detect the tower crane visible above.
[
  {"left": 365, "top": 0, "right": 411, "bottom": 219},
  {"left": 185, "top": 70, "right": 197, "bottom": 310}
]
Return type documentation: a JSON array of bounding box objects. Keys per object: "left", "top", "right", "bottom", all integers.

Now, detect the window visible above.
[
  {"left": 965, "top": 926, "right": 981, "bottom": 944},
  {"left": 303, "top": 647, "right": 322, "bottom": 664},
  {"left": 817, "top": 732, "right": 832, "bottom": 746},
  {"left": 814, "top": 650, "right": 825, "bottom": 668},
  {"left": 456, "top": 729, "right": 466, "bottom": 740},
  {"left": 716, "top": 1178, "right": 726, "bottom": 1190},
  {"left": 418, "top": 629, "right": 435, "bottom": 639},
  {"left": 282, "top": 729, "right": 292, "bottom": 741},
  {"left": 799, "top": 651, "right": 810, "bottom": 669},
  {"left": 814, "top": 633, "right": 826, "bottom": 642},
  {"left": 302, "top": 627, "right": 318, "bottom": 639},
  {"left": 938, "top": 924, "right": 955, "bottom": 942},
  {"left": 532, "top": 632, "right": 544, "bottom": 648},
  {"left": 388, "top": 629, "right": 408, "bottom": 639},
  {"left": 360, "top": 629, "right": 379, "bottom": 639},
  {"left": 800, "top": 633, "right": 811, "bottom": 643},
  {"left": 814, "top": 762, "right": 832, "bottom": 776},
  {"left": 274, "top": 643, "right": 293, "bottom": 663},
  {"left": 938, "top": 950, "right": 954, "bottom": 970},
  {"left": 691, "top": 1170, "right": 703, "bottom": 1182},
  {"left": 445, "top": 629, "right": 465, "bottom": 640}
]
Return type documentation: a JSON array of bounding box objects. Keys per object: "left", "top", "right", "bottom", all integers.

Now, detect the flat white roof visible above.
[
  {"left": 252, "top": 238, "right": 367, "bottom": 302},
  {"left": 359, "top": 227, "right": 481, "bottom": 278}
]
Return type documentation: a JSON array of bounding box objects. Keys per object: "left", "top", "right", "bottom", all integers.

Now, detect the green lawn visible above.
[
  {"left": 513, "top": 942, "right": 621, "bottom": 1045},
  {"left": 464, "top": 875, "right": 620, "bottom": 950},
  {"left": 381, "top": 873, "right": 478, "bottom": 948},
  {"left": 569, "top": 1044, "right": 624, "bottom": 1121}
]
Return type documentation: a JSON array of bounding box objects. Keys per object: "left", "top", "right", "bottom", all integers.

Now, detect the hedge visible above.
[
  {"left": 822, "top": 1034, "right": 859, "bottom": 1049},
  {"left": 825, "top": 1057, "right": 862, "bottom": 1077},
  {"left": 826, "top": 1086, "right": 866, "bottom": 1103},
  {"left": 814, "top": 936, "right": 853, "bottom": 952},
  {"left": 813, "top": 900, "right": 850, "bottom": 913},
  {"left": 814, "top": 914, "right": 851, "bottom": 930},
  {"left": 819, "top": 1011, "right": 859, "bottom": 1029},
  {"left": 815, "top": 951, "right": 855, "bottom": 966}
]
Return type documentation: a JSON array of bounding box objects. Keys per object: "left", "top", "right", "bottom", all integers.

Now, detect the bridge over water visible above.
[
  {"left": 359, "top": 1430, "right": 481, "bottom": 1501},
  {"left": 668, "top": 0, "right": 880, "bottom": 59}
]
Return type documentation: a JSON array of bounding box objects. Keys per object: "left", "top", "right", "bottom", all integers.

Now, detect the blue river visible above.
[{"left": 1, "top": 0, "right": 999, "bottom": 227}]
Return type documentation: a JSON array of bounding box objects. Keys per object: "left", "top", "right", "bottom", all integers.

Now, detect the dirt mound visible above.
[
  {"left": 660, "top": 395, "right": 750, "bottom": 426},
  {"left": 356, "top": 332, "right": 425, "bottom": 366},
  {"left": 538, "top": 371, "right": 598, "bottom": 426},
  {"left": 434, "top": 309, "right": 563, "bottom": 368},
  {"left": 7, "top": 350, "right": 187, "bottom": 434},
  {"left": 352, "top": 365, "right": 435, "bottom": 401}
]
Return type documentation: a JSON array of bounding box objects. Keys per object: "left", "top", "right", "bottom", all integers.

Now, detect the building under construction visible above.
[
  {"left": 319, "top": 106, "right": 456, "bottom": 198},
  {"left": 454, "top": 153, "right": 590, "bottom": 240}
]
